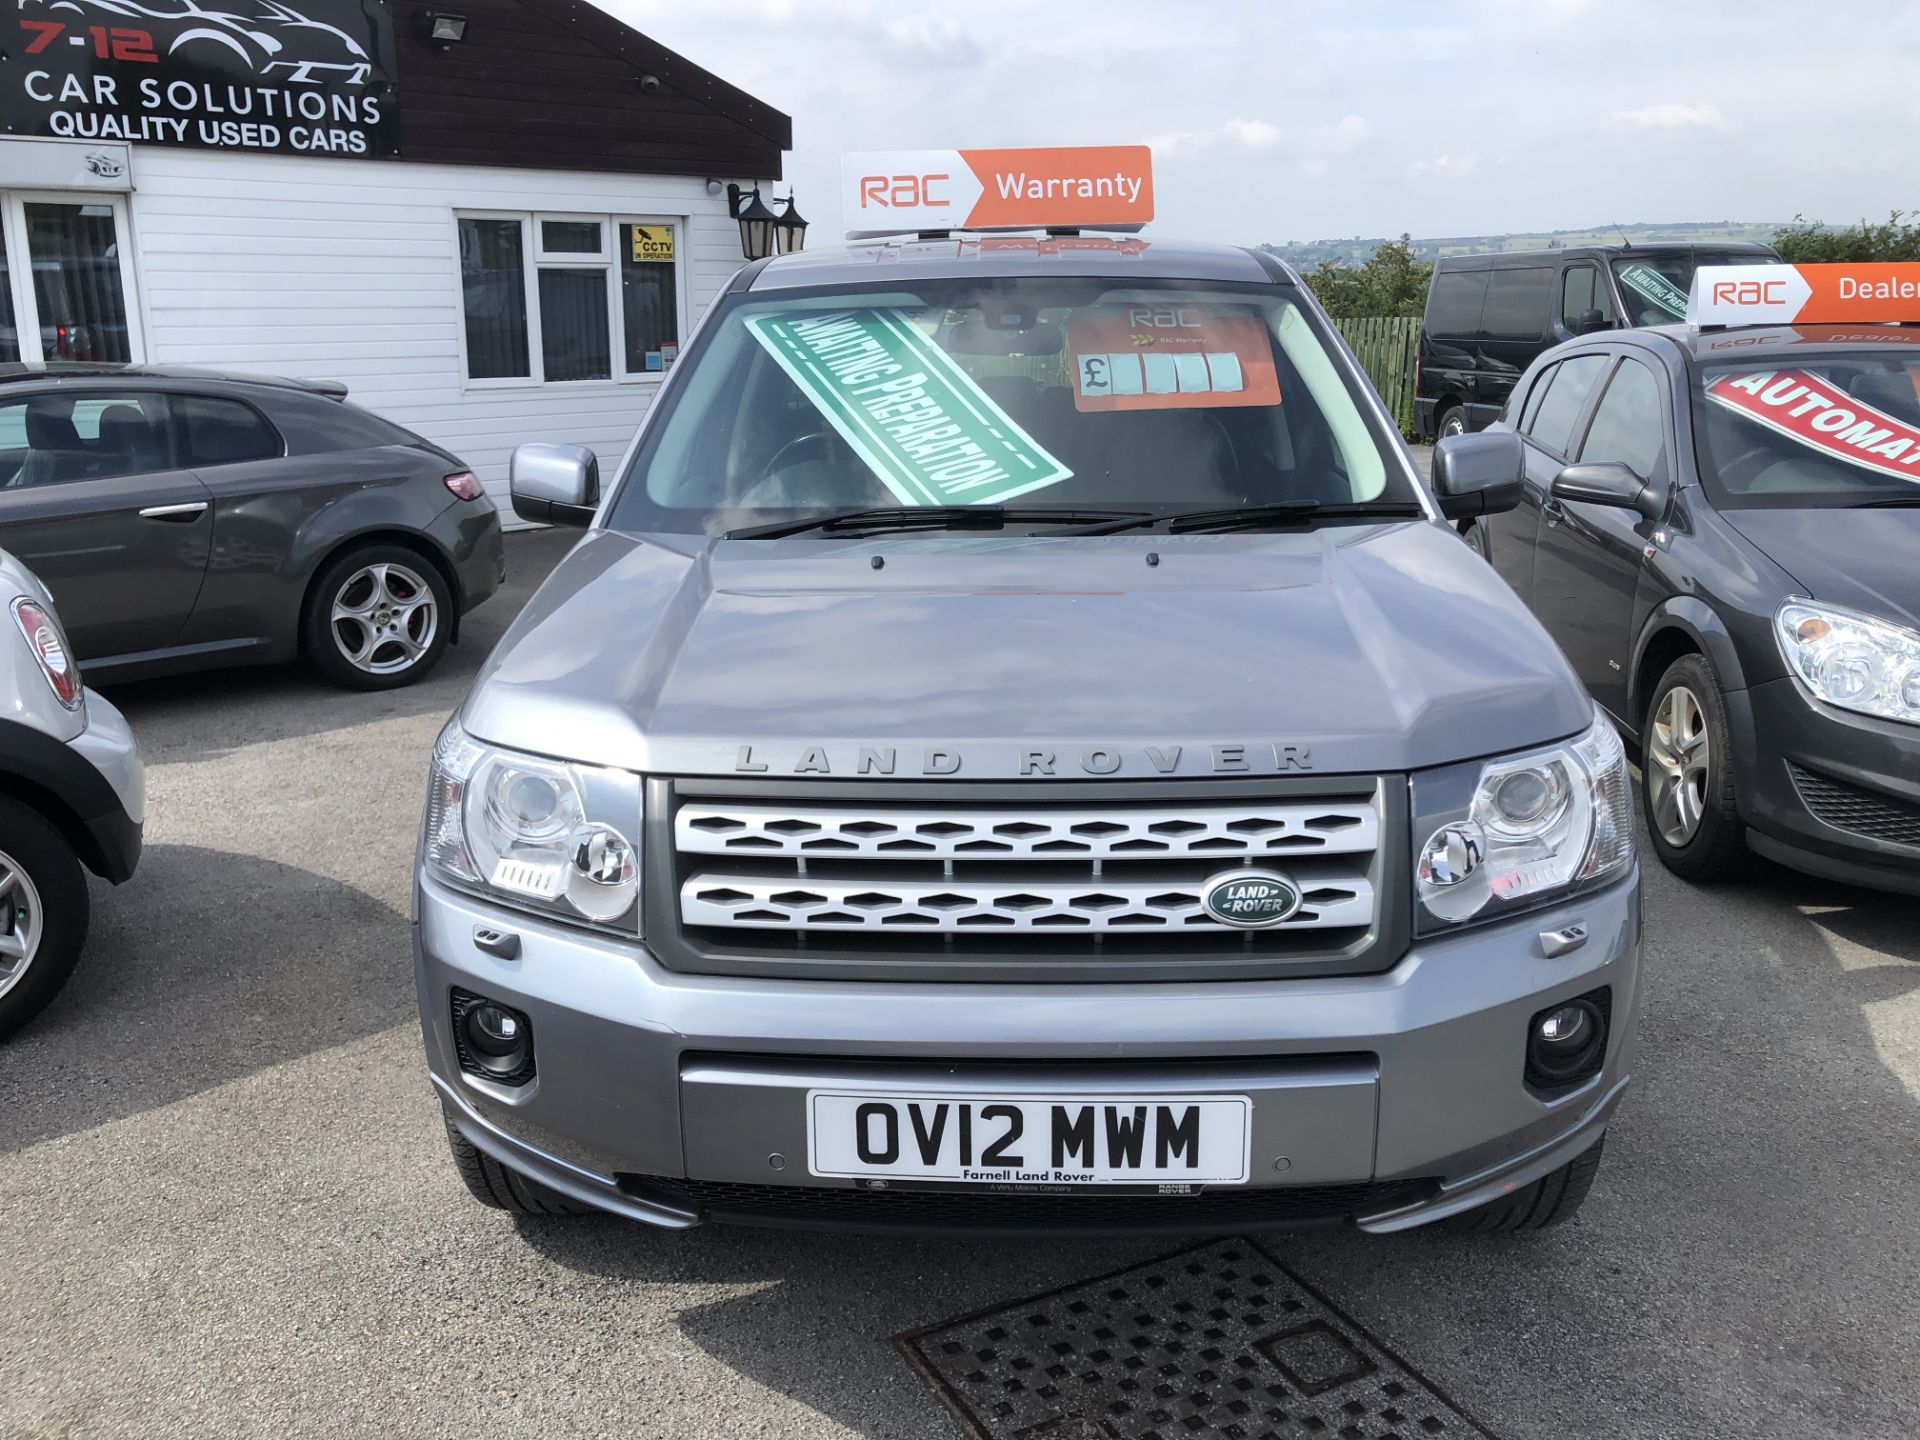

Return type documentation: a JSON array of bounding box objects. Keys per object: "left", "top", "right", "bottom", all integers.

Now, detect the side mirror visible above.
[
  {"left": 1574, "top": 308, "right": 1612, "bottom": 335},
  {"left": 1550, "top": 461, "right": 1665, "bottom": 520},
  {"left": 1431, "top": 430, "right": 1524, "bottom": 520},
  {"left": 510, "top": 442, "right": 599, "bottom": 527}
]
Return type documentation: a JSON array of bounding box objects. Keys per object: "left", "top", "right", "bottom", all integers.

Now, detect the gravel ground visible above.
[{"left": 2, "top": 526, "right": 1916, "bottom": 1440}]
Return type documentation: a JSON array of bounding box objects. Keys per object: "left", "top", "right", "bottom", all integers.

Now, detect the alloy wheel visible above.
[
  {"left": 0, "top": 850, "right": 47, "bottom": 1003},
  {"left": 331, "top": 562, "right": 439, "bottom": 676},
  {"left": 1647, "top": 684, "right": 1711, "bottom": 847}
]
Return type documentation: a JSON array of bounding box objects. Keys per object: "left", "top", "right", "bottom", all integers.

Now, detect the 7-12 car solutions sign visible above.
[{"left": 2, "top": 0, "right": 398, "bottom": 156}]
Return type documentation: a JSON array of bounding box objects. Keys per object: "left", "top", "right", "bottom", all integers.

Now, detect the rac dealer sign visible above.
[{"left": 843, "top": 146, "right": 1155, "bottom": 234}]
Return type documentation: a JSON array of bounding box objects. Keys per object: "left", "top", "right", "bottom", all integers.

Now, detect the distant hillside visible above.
[{"left": 1263, "top": 221, "right": 1786, "bottom": 268}]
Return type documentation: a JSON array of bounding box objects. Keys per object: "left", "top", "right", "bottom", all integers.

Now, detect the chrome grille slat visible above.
[
  {"left": 682, "top": 872, "right": 1375, "bottom": 933},
  {"left": 676, "top": 801, "right": 1378, "bottom": 860}
]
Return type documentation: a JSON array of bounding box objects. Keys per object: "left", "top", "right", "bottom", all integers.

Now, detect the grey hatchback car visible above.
[
  {"left": 0, "top": 365, "right": 505, "bottom": 689},
  {"left": 420, "top": 236, "right": 1642, "bottom": 1237}
]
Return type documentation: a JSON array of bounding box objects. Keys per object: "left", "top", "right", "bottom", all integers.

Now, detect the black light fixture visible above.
[
  {"left": 422, "top": 10, "right": 467, "bottom": 47},
  {"left": 726, "top": 183, "right": 779, "bottom": 262},
  {"left": 773, "top": 193, "right": 808, "bottom": 255}
]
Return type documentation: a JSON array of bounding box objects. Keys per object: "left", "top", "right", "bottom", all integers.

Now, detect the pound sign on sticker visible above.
[{"left": 1080, "top": 355, "right": 1110, "bottom": 395}]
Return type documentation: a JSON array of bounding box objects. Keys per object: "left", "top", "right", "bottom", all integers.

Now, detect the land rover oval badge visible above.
[{"left": 1201, "top": 871, "right": 1301, "bottom": 928}]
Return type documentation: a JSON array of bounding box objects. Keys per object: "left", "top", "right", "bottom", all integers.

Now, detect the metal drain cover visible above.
[{"left": 897, "top": 1239, "right": 1500, "bottom": 1440}]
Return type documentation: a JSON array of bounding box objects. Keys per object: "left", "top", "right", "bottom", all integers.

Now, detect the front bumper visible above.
[
  {"left": 1732, "top": 679, "right": 1920, "bottom": 896},
  {"left": 417, "top": 870, "right": 1641, "bottom": 1233},
  {"left": 66, "top": 692, "right": 144, "bottom": 883}
]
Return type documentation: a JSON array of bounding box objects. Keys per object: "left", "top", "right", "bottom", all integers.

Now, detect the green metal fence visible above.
[{"left": 1334, "top": 316, "right": 1420, "bottom": 435}]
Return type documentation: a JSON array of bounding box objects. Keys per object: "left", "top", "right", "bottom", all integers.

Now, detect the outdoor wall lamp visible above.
[
  {"left": 773, "top": 194, "right": 808, "bottom": 255},
  {"left": 727, "top": 183, "right": 780, "bottom": 261},
  {"left": 422, "top": 11, "right": 467, "bottom": 47}
]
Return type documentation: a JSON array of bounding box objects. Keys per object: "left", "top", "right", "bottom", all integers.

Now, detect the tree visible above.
[
  {"left": 1772, "top": 211, "right": 1920, "bottom": 263},
  {"left": 1302, "top": 235, "right": 1433, "bottom": 318}
]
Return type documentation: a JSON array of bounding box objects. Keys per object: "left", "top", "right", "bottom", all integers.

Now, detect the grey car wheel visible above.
[
  {"left": 1641, "top": 654, "right": 1747, "bottom": 881},
  {"left": 0, "top": 796, "right": 90, "bottom": 1040},
  {"left": 1646, "top": 682, "right": 1709, "bottom": 847},
  {"left": 333, "top": 561, "right": 439, "bottom": 676},
  {"left": 0, "top": 849, "right": 46, "bottom": 1006},
  {"left": 304, "top": 544, "right": 453, "bottom": 690},
  {"left": 1438, "top": 406, "right": 1468, "bottom": 439}
]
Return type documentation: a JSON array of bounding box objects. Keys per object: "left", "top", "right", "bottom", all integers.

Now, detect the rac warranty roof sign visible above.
[{"left": 843, "top": 146, "right": 1154, "bottom": 235}]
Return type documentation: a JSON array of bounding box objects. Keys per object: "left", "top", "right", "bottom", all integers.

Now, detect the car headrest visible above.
[{"left": 24, "top": 397, "right": 81, "bottom": 451}]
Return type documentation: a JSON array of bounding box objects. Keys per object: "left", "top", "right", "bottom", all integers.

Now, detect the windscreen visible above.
[
  {"left": 606, "top": 278, "right": 1404, "bottom": 534},
  {"left": 1611, "top": 251, "right": 1779, "bottom": 326},
  {"left": 1693, "top": 349, "right": 1920, "bottom": 507}
]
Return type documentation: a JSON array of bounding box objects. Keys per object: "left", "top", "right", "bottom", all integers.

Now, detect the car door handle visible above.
[{"left": 138, "top": 502, "right": 209, "bottom": 522}]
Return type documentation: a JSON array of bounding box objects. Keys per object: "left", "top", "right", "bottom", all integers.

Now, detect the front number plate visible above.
[{"left": 806, "top": 1091, "right": 1252, "bottom": 1185}]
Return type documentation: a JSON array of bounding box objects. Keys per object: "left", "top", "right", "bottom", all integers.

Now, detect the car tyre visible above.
[
  {"left": 304, "top": 544, "right": 452, "bottom": 691},
  {"left": 1642, "top": 654, "right": 1747, "bottom": 881},
  {"left": 0, "top": 796, "right": 91, "bottom": 1041},
  {"left": 1440, "top": 1135, "right": 1605, "bottom": 1234},
  {"left": 1461, "top": 519, "right": 1491, "bottom": 561},
  {"left": 1437, "top": 404, "right": 1468, "bottom": 439},
  {"left": 443, "top": 1109, "right": 590, "bottom": 1216}
]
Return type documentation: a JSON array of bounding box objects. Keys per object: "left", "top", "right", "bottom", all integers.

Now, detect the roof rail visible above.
[{"left": 845, "top": 223, "right": 1148, "bottom": 242}]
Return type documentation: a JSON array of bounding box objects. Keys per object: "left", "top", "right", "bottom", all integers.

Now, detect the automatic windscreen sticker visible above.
[
  {"left": 1067, "top": 305, "right": 1281, "bottom": 412},
  {"left": 1705, "top": 368, "right": 1920, "bottom": 483},
  {"left": 745, "top": 310, "right": 1072, "bottom": 506},
  {"left": 1617, "top": 264, "right": 1690, "bottom": 318}
]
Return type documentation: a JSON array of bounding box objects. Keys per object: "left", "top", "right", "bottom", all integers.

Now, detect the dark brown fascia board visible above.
[{"left": 516, "top": 0, "right": 793, "bottom": 153}]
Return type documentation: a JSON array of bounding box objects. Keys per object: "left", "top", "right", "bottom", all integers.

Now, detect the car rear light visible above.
[
  {"left": 444, "top": 471, "right": 484, "bottom": 501},
  {"left": 12, "top": 598, "right": 81, "bottom": 709}
]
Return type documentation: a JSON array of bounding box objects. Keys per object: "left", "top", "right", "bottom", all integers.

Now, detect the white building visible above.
[{"left": 0, "top": 0, "right": 793, "bottom": 511}]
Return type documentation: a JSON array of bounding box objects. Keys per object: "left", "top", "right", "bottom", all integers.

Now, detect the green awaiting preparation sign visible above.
[{"left": 745, "top": 310, "right": 1073, "bottom": 506}]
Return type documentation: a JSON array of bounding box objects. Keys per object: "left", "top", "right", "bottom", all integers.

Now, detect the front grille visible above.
[
  {"left": 646, "top": 776, "right": 1409, "bottom": 983},
  {"left": 619, "top": 1175, "right": 1438, "bottom": 1234},
  {"left": 1789, "top": 763, "right": 1920, "bottom": 848}
]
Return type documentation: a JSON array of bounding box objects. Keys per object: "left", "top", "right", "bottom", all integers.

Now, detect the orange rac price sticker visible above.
[{"left": 1066, "top": 306, "right": 1280, "bottom": 413}]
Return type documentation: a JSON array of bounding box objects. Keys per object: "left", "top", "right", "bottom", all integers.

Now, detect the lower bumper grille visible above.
[
  {"left": 619, "top": 1176, "right": 1438, "bottom": 1234},
  {"left": 1788, "top": 762, "right": 1920, "bottom": 847}
]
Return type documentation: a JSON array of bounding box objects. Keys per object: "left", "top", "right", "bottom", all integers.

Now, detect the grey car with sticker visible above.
[{"left": 416, "top": 233, "right": 1642, "bottom": 1236}]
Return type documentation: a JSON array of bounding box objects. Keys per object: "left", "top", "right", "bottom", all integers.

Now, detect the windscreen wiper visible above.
[
  {"left": 1069, "top": 501, "right": 1425, "bottom": 536},
  {"left": 1850, "top": 494, "right": 1920, "bottom": 508},
  {"left": 724, "top": 505, "right": 1152, "bottom": 540}
]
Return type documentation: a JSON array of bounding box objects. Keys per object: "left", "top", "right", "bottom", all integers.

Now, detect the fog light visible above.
[
  {"left": 452, "top": 989, "right": 535, "bottom": 1085},
  {"left": 1525, "top": 990, "right": 1609, "bottom": 1092}
]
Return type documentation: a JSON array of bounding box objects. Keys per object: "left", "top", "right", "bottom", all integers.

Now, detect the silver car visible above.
[
  {"left": 0, "top": 547, "right": 143, "bottom": 1038},
  {"left": 416, "top": 237, "right": 1641, "bottom": 1235}
]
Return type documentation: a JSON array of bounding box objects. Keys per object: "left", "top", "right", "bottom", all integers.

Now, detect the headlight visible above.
[
  {"left": 1416, "top": 705, "right": 1633, "bottom": 928},
  {"left": 1776, "top": 599, "right": 1920, "bottom": 726},
  {"left": 423, "top": 718, "right": 641, "bottom": 929}
]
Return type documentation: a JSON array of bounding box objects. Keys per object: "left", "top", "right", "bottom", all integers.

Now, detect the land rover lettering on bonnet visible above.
[{"left": 417, "top": 146, "right": 1641, "bottom": 1238}]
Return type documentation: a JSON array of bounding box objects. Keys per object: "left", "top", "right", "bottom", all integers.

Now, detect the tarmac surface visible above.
[{"left": 3, "top": 524, "right": 1917, "bottom": 1440}]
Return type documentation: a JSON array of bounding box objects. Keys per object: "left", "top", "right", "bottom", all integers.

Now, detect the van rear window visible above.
[
  {"left": 1480, "top": 268, "right": 1554, "bottom": 342},
  {"left": 1425, "top": 269, "right": 1488, "bottom": 338}
]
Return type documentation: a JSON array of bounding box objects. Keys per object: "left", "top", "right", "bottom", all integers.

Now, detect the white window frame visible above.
[
  {"left": 454, "top": 209, "right": 686, "bottom": 392},
  {"left": 0, "top": 190, "right": 145, "bottom": 365}
]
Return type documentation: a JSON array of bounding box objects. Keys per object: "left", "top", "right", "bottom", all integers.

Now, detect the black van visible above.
[{"left": 1414, "top": 242, "right": 1778, "bottom": 440}]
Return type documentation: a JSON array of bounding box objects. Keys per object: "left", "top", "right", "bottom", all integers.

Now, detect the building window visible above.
[
  {"left": 457, "top": 217, "right": 530, "bottom": 381},
  {"left": 457, "top": 211, "right": 682, "bottom": 386},
  {"left": 0, "top": 193, "right": 143, "bottom": 364}
]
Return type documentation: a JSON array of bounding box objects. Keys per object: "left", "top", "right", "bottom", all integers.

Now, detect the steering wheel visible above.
[{"left": 764, "top": 431, "right": 834, "bottom": 476}]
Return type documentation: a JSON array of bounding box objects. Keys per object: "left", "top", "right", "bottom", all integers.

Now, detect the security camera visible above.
[{"left": 638, "top": 73, "right": 661, "bottom": 94}]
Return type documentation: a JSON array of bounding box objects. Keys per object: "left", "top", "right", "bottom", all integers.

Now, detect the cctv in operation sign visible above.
[{"left": 1, "top": 0, "right": 399, "bottom": 157}]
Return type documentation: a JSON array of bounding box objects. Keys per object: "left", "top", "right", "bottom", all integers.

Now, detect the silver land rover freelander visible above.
[{"left": 416, "top": 184, "right": 1642, "bottom": 1235}]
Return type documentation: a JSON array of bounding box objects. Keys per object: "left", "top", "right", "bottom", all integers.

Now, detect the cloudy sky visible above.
[{"left": 599, "top": 0, "right": 1917, "bottom": 247}]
